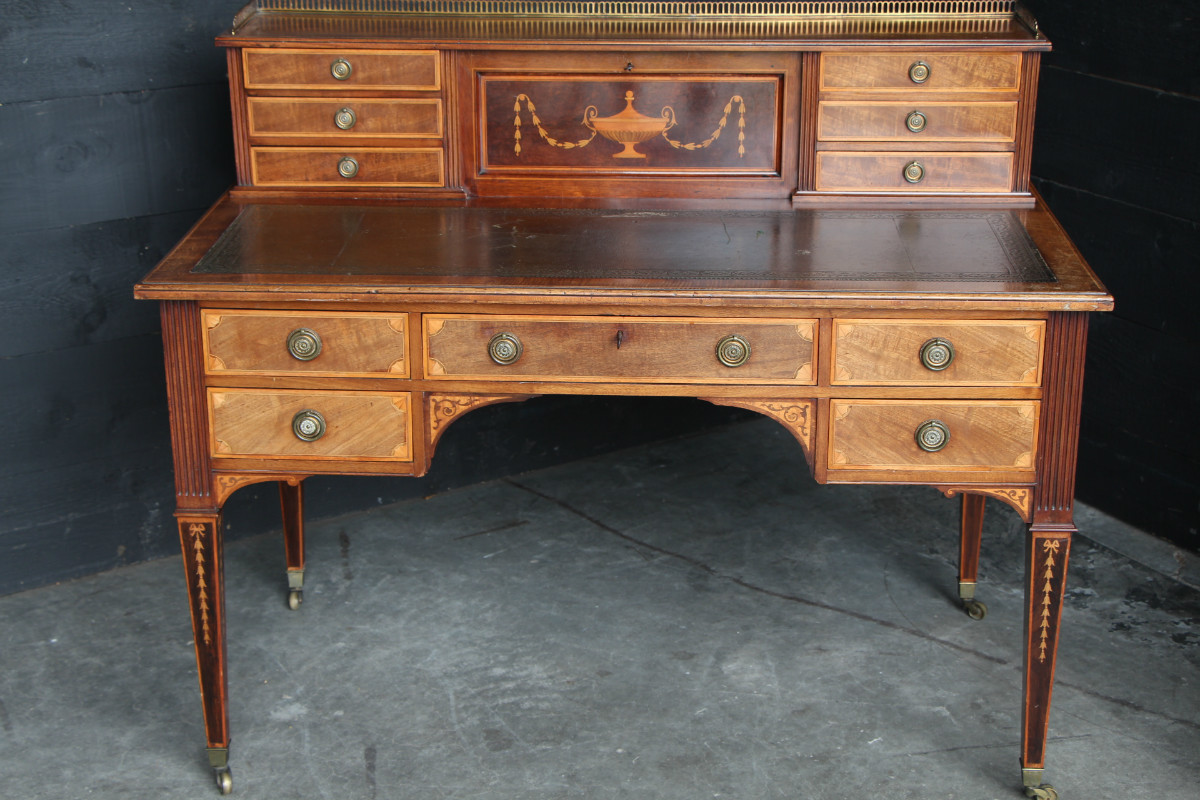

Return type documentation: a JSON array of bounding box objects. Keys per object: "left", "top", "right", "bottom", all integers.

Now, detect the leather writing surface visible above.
[{"left": 193, "top": 206, "right": 1053, "bottom": 285}]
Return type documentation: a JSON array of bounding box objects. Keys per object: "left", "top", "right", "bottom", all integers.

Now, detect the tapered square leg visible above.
[
  {"left": 958, "top": 493, "right": 987, "bottom": 619},
  {"left": 177, "top": 512, "right": 231, "bottom": 793},
  {"left": 279, "top": 480, "right": 305, "bottom": 609},
  {"left": 1020, "top": 524, "right": 1072, "bottom": 800}
]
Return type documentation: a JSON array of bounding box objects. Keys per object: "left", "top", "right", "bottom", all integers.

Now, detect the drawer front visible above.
[
  {"left": 242, "top": 49, "right": 440, "bottom": 91},
  {"left": 817, "top": 102, "right": 1017, "bottom": 142},
  {"left": 250, "top": 147, "right": 445, "bottom": 187},
  {"left": 203, "top": 311, "right": 408, "bottom": 377},
  {"left": 816, "top": 152, "right": 1013, "bottom": 192},
  {"left": 424, "top": 316, "right": 817, "bottom": 384},
  {"left": 210, "top": 390, "right": 411, "bottom": 461},
  {"left": 833, "top": 320, "right": 1043, "bottom": 386},
  {"left": 247, "top": 98, "right": 443, "bottom": 139},
  {"left": 820, "top": 53, "right": 1021, "bottom": 92},
  {"left": 828, "top": 400, "right": 1038, "bottom": 473}
]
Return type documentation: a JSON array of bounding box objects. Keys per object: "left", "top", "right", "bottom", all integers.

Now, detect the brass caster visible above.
[
  {"left": 1023, "top": 784, "right": 1058, "bottom": 800},
  {"left": 963, "top": 599, "right": 988, "bottom": 620},
  {"left": 287, "top": 589, "right": 303, "bottom": 610},
  {"left": 214, "top": 766, "right": 233, "bottom": 795}
]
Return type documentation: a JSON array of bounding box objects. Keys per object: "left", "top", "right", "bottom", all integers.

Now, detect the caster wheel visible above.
[
  {"left": 963, "top": 599, "right": 988, "bottom": 620},
  {"left": 214, "top": 767, "right": 233, "bottom": 795},
  {"left": 1023, "top": 784, "right": 1058, "bottom": 800},
  {"left": 287, "top": 589, "right": 303, "bottom": 610}
]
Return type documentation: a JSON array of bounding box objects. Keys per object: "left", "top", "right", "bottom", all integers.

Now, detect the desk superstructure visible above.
[{"left": 135, "top": 2, "right": 1112, "bottom": 795}]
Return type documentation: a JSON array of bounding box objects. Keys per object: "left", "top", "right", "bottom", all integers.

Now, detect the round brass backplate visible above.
[
  {"left": 286, "top": 328, "right": 322, "bottom": 361},
  {"left": 715, "top": 334, "right": 751, "bottom": 368},
  {"left": 919, "top": 337, "right": 955, "bottom": 371},
  {"left": 488, "top": 332, "right": 524, "bottom": 365},
  {"left": 292, "top": 410, "right": 327, "bottom": 442},
  {"left": 915, "top": 419, "right": 950, "bottom": 453}
]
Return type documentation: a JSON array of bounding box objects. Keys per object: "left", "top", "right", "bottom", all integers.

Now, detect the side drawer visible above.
[
  {"left": 250, "top": 147, "right": 445, "bottom": 187},
  {"left": 247, "top": 98, "right": 444, "bottom": 139},
  {"left": 828, "top": 400, "right": 1038, "bottom": 474},
  {"left": 203, "top": 310, "right": 408, "bottom": 377},
  {"left": 242, "top": 48, "right": 440, "bottom": 91},
  {"left": 820, "top": 53, "right": 1021, "bottom": 92},
  {"left": 209, "top": 390, "right": 412, "bottom": 461},
  {"left": 815, "top": 152, "right": 1013, "bottom": 192},
  {"left": 832, "top": 320, "right": 1043, "bottom": 386},
  {"left": 817, "top": 102, "right": 1017, "bottom": 142},
  {"left": 424, "top": 316, "right": 817, "bottom": 384}
]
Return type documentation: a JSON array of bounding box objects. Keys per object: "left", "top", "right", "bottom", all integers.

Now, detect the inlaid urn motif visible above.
[{"left": 583, "top": 91, "right": 676, "bottom": 159}]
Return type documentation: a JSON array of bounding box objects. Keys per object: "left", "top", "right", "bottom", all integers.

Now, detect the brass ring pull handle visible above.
[
  {"left": 330, "top": 58, "right": 353, "bottom": 80},
  {"left": 915, "top": 419, "right": 950, "bottom": 453},
  {"left": 908, "top": 61, "right": 931, "bottom": 84},
  {"left": 488, "top": 332, "right": 523, "bottom": 365},
  {"left": 334, "top": 107, "right": 357, "bottom": 130},
  {"left": 337, "top": 156, "right": 359, "bottom": 178},
  {"left": 906, "top": 110, "right": 927, "bottom": 133},
  {"left": 903, "top": 161, "right": 925, "bottom": 184},
  {"left": 292, "top": 410, "right": 327, "bottom": 442},
  {"left": 919, "top": 337, "right": 955, "bottom": 371},
  {"left": 715, "top": 334, "right": 751, "bottom": 368},
  {"left": 286, "top": 328, "right": 322, "bottom": 361}
]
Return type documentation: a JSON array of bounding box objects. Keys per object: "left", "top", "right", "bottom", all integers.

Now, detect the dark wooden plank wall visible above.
[
  {"left": 1023, "top": 0, "right": 1199, "bottom": 551},
  {"left": 0, "top": 2, "right": 242, "bottom": 594},
  {"left": 1, "top": 2, "right": 1194, "bottom": 595}
]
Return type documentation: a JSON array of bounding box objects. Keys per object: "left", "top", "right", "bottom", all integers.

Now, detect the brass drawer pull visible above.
[
  {"left": 715, "top": 334, "right": 751, "bottom": 368},
  {"left": 330, "top": 58, "right": 353, "bottom": 80},
  {"left": 906, "top": 110, "right": 927, "bottom": 133},
  {"left": 337, "top": 156, "right": 359, "bottom": 179},
  {"left": 334, "top": 107, "right": 357, "bottom": 130},
  {"left": 919, "top": 337, "right": 955, "bottom": 371},
  {"left": 903, "top": 161, "right": 925, "bottom": 183},
  {"left": 292, "top": 410, "right": 327, "bottom": 442},
  {"left": 915, "top": 419, "right": 950, "bottom": 453},
  {"left": 488, "top": 332, "right": 523, "bottom": 365},
  {"left": 908, "top": 61, "right": 931, "bottom": 84},
  {"left": 286, "top": 328, "right": 322, "bottom": 361}
]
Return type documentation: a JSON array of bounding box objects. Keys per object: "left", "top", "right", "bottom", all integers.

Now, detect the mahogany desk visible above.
[{"left": 135, "top": 2, "right": 1112, "bottom": 796}]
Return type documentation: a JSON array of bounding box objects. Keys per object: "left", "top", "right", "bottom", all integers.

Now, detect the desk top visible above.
[{"left": 136, "top": 194, "right": 1111, "bottom": 312}]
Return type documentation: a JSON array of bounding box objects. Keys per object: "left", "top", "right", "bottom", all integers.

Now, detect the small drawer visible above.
[
  {"left": 210, "top": 390, "right": 411, "bottom": 461},
  {"left": 832, "top": 320, "right": 1043, "bottom": 386},
  {"left": 424, "top": 316, "right": 817, "bottom": 384},
  {"left": 203, "top": 311, "right": 408, "bottom": 377},
  {"left": 815, "top": 152, "right": 1013, "bottom": 192},
  {"left": 247, "top": 98, "right": 444, "bottom": 139},
  {"left": 828, "top": 400, "right": 1038, "bottom": 474},
  {"left": 249, "top": 147, "right": 445, "bottom": 187},
  {"left": 820, "top": 53, "right": 1021, "bottom": 92},
  {"left": 817, "top": 102, "right": 1017, "bottom": 142},
  {"left": 242, "top": 48, "right": 440, "bottom": 91}
]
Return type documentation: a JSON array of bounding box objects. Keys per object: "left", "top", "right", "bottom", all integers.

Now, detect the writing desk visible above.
[{"left": 135, "top": 2, "right": 1112, "bottom": 796}]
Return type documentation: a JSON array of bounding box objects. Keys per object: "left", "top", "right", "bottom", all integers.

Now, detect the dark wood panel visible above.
[
  {"left": 0, "top": 211, "right": 202, "bottom": 358},
  {"left": 0, "top": 85, "right": 234, "bottom": 236},
  {"left": 0, "top": 1, "right": 240, "bottom": 103},
  {"left": 1033, "top": 67, "right": 1200, "bottom": 222},
  {"left": 1022, "top": 0, "right": 1200, "bottom": 99}
]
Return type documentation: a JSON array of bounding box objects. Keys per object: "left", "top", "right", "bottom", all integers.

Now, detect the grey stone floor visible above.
[{"left": 1, "top": 419, "right": 1197, "bottom": 799}]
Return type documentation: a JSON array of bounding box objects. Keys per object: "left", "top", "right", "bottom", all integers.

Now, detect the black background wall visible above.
[{"left": 1, "top": 1, "right": 1196, "bottom": 596}]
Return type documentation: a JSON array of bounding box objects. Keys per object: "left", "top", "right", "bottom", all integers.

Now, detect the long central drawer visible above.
[{"left": 423, "top": 315, "right": 817, "bottom": 384}]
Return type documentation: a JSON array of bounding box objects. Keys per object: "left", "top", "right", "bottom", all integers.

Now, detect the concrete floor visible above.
[{"left": 1, "top": 418, "right": 1197, "bottom": 799}]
